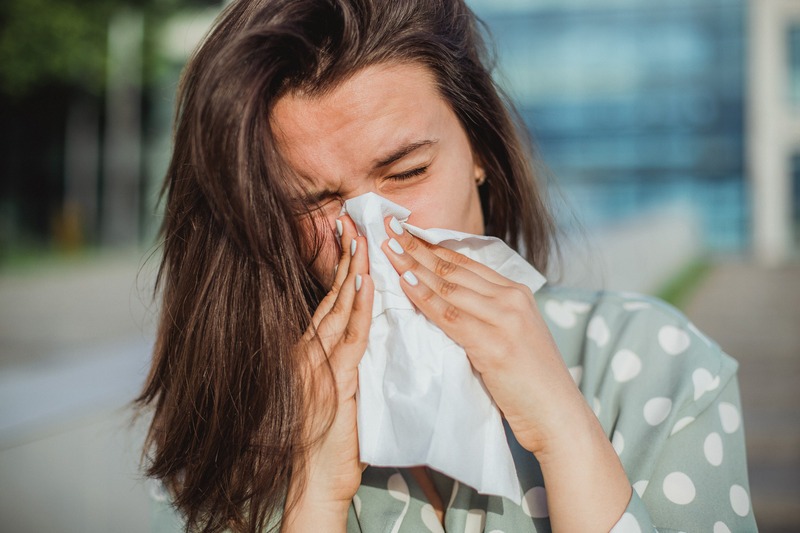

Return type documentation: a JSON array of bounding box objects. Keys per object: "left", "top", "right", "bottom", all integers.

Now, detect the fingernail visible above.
[
  {"left": 388, "top": 238, "right": 404, "bottom": 255},
  {"left": 389, "top": 217, "right": 404, "bottom": 235},
  {"left": 336, "top": 219, "right": 343, "bottom": 238},
  {"left": 334, "top": 264, "right": 339, "bottom": 276},
  {"left": 402, "top": 271, "right": 418, "bottom": 286},
  {"left": 350, "top": 238, "right": 357, "bottom": 256},
  {"left": 355, "top": 274, "right": 362, "bottom": 291}
]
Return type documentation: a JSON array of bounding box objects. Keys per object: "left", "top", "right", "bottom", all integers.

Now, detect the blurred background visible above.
[{"left": 0, "top": 0, "right": 797, "bottom": 531}]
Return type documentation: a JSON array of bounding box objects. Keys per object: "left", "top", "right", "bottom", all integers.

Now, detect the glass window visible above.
[{"left": 789, "top": 26, "right": 800, "bottom": 107}]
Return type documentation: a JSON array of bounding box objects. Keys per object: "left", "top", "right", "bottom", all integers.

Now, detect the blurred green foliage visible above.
[
  {"left": 657, "top": 259, "right": 712, "bottom": 310},
  {"left": 0, "top": 0, "right": 220, "bottom": 261},
  {"left": 0, "top": 0, "right": 216, "bottom": 97}
]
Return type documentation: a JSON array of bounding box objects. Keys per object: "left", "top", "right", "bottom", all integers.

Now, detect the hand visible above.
[
  {"left": 284, "top": 215, "right": 373, "bottom": 527},
  {"left": 379, "top": 216, "right": 582, "bottom": 456},
  {"left": 380, "top": 216, "right": 632, "bottom": 531}
]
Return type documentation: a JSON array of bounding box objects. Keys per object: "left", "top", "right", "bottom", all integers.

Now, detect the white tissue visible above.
[{"left": 343, "top": 192, "right": 547, "bottom": 504}]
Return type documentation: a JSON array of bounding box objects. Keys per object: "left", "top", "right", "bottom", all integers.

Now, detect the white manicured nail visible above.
[
  {"left": 389, "top": 217, "right": 404, "bottom": 235},
  {"left": 388, "top": 238, "right": 404, "bottom": 255},
  {"left": 355, "top": 274, "right": 362, "bottom": 291},
  {"left": 336, "top": 219, "right": 343, "bottom": 237},
  {"left": 350, "top": 238, "right": 357, "bottom": 256},
  {"left": 402, "top": 271, "right": 418, "bottom": 286}
]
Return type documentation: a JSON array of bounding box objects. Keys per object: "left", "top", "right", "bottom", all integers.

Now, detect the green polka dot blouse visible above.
[{"left": 150, "top": 286, "right": 758, "bottom": 532}]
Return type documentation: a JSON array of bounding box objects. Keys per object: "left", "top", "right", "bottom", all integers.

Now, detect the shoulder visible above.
[{"left": 536, "top": 285, "right": 739, "bottom": 426}]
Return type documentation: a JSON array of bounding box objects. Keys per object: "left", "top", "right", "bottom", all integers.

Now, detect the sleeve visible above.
[
  {"left": 607, "top": 374, "right": 757, "bottom": 532},
  {"left": 566, "top": 293, "right": 760, "bottom": 533}
]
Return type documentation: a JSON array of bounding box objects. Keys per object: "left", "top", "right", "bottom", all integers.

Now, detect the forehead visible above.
[{"left": 270, "top": 62, "right": 448, "bottom": 185}]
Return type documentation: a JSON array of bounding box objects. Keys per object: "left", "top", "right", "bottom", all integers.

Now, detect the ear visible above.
[{"left": 473, "top": 161, "right": 486, "bottom": 186}]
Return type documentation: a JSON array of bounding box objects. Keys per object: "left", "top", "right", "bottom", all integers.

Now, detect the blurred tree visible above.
[
  {"left": 0, "top": 0, "right": 220, "bottom": 96},
  {"left": 0, "top": 0, "right": 219, "bottom": 261}
]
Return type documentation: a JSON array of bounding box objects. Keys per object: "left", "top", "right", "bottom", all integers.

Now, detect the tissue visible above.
[{"left": 343, "top": 192, "right": 547, "bottom": 504}]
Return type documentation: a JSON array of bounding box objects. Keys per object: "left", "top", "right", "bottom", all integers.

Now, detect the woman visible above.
[{"left": 138, "top": 0, "right": 756, "bottom": 532}]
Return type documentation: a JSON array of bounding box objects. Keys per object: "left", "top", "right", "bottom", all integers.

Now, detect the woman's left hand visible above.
[
  {"left": 381, "top": 215, "right": 633, "bottom": 531},
  {"left": 380, "top": 216, "right": 584, "bottom": 457}
]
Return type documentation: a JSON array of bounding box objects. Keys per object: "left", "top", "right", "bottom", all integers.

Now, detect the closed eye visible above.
[
  {"left": 388, "top": 165, "right": 429, "bottom": 181},
  {"left": 293, "top": 195, "right": 342, "bottom": 217}
]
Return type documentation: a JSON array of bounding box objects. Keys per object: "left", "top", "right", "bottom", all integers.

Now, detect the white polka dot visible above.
[
  {"left": 611, "top": 349, "right": 642, "bottom": 382},
  {"left": 623, "top": 301, "right": 651, "bottom": 311},
  {"left": 592, "top": 396, "right": 602, "bottom": 417},
  {"left": 387, "top": 473, "right": 410, "bottom": 502},
  {"left": 545, "top": 300, "right": 577, "bottom": 328},
  {"left": 658, "top": 325, "right": 691, "bottom": 355},
  {"left": 464, "top": 508, "right": 486, "bottom": 532},
  {"left": 670, "top": 416, "right": 695, "bottom": 435},
  {"left": 730, "top": 484, "right": 750, "bottom": 516},
  {"left": 612, "top": 430, "right": 625, "bottom": 456},
  {"left": 644, "top": 397, "right": 672, "bottom": 426},
  {"left": 632, "top": 480, "right": 649, "bottom": 497},
  {"left": 662, "top": 472, "right": 696, "bottom": 504},
  {"left": 565, "top": 300, "right": 591, "bottom": 313},
  {"left": 569, "top": 365, "right": 583, "bottom": 385},
  {"left": 713, "top": 521, "right": 732, "bottom": 533},
  {"left": 588, "top": 316, "right": 610, "bottom": 347},
  {"left": 719, "top": 402, "right": 741, "bottom": 433},
  {"left": 692, "top": 368, "right": 715, "bottom": 400},
  {"left": 447, "top": 480, "right": 459, "bottom": 509},
  {"left": 521, "top": 486, "right": 549, "bottom": 518},
  {"left": 610, "top": 512, "right": 642, "bottom": 533},
  {"left": 704, "top": 432, "right": 724, "bottom": 466},
  {"left": 353, "top": 494, "right": 362, "bottom": 518},
  {"left": 420, "top": 503, "right": 444, "bottom": 532}
]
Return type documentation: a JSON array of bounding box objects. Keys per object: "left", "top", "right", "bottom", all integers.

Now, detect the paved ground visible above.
[
  {"left": 0, "top": 250, "right": 157, "bottom": 370},
  {"left": 684, "top": 261, "right": 800, "bottom": 533}
]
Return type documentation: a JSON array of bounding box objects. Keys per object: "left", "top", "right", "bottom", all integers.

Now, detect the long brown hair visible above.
[{"left": 135, "top": 0, "right": 555, "bottom": 531}]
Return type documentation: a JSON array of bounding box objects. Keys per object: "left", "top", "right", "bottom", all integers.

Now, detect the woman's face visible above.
[{"left": 271, "top": 62, "right": 485, "bottom": 287}]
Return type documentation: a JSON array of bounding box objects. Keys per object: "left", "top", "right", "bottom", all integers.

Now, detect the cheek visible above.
[{"left": 401, "top": 169, "right": 481, "bottom": 232}]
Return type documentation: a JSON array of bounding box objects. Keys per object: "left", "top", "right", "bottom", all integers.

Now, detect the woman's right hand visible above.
[{"left": 282, "top": 214, "right": 373, "bottom": 531}]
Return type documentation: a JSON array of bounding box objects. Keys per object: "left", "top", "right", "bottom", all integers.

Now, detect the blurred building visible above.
[
  {"left": 471, "top": 0, "right": 750, "bottom": 255},
  {"left": 749, "top": 0, "right": 800, "bottom": 266}
]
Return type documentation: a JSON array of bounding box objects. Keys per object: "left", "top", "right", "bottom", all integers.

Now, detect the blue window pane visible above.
[{"left": 470, "top": 0, "right": 747, "bottom": 251}]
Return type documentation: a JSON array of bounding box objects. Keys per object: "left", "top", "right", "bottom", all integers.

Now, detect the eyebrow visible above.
[
  {"left": 299, "top": 187, "right": 337, "bottom": 207},
  {"left": 373, "top": 139, "right": 438, "bottom": 169},
  {"left": 296, "top": 139, "right": 440, "bottom": 206}
]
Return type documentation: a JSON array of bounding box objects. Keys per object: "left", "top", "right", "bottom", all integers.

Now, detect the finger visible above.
[
  {"left": 311, "top": 215, "right": 358, "bottom": 328},
  {"left": 426, "top": 243, "right": 536, "bottom": 306},
  {"left": 385, "top": 216, "right": 534, "bottom": 305},
  {"left": 382, "top": 236, "right": 498, "bottom": 322},
  {"left": 394, "top": 262, "right": 487, "bottom": 356},
  {"left": 427, "top": 243, "right": 523, "bottom": 291},
  {"left": 314, "top": 232, "right": 367, "bottom": 352},
  {"left": 330, "top": 272, "right": 374, "bottom": 374}
]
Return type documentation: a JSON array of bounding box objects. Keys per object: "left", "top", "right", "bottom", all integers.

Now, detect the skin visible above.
[
  {"left": 273, "top": 62, "right": 631, "bottom": 532},
  {"left": 271, "top": 63, "right": 484, "bottom": 288}
]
